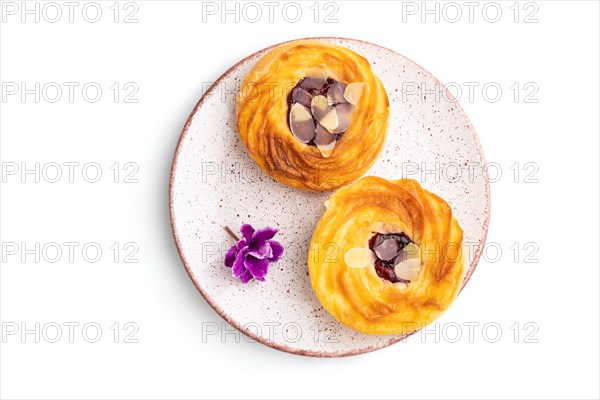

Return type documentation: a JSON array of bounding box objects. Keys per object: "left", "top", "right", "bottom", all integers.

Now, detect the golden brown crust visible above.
[
  {"left": 308, "top": 177, "right": 465, "bottom": 334},
  {"left": 236, "top": 40, "right": 389, "bottom": 191}
]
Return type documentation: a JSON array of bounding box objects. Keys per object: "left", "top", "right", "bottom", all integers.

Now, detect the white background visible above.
[{"left": 1, "top": 1, "right": 599, "bottom": 399}]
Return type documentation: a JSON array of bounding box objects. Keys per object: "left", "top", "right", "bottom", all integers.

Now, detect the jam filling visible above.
[{"left": 368, "top": 232, "right": 413, "bottom": 283}]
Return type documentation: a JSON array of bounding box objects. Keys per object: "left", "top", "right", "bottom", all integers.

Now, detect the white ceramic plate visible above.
[{"left": 170, "top": 37, "right": 490, "bottom": 357}]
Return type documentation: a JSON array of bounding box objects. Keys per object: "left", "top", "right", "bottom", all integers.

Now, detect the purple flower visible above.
[{"left": 224, "top": 224, "right": 284, "bottom": 283}]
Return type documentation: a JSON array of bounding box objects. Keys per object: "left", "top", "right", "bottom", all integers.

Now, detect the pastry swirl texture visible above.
[
  {"left": 236, "top": 39, "right": 389, "bottom": 191},
  {"left": 308, "top": 177, "right": 465, "bottom": 334}
]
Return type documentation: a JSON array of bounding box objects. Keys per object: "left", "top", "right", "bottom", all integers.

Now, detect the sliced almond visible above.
[
  {"left": 289, "top": 103, "right": 316, "bottom": 144},
  {"left": 327, "top": 82, "right": 347, "bottom": 105},
  {"left": 394, "top": 257, "right": 421, "bottom": 281},
  {"left": 344, "top": 82, "right": 365, "bottom": 106},
  {"left": 316, "top": 141, "right": 335, "bottom": 158},
  {"left": 330, "top": 102, "right": 356, "bottom": 134},
  {"left": 319, "top": 109, "right": 339, "bottom": 132},
  {"left": 310, "top": 95, "right": 329, "bottom": 120},
  {"left": 314, "top": 123, "right": 336, "bottom": 157},
  {"left": 344, "top": 247, "right": 376, "bottom": 269},
  {"left": 403, "top": 243, "right": 420, "bottom": 259},
  {"left": 290, "top": 102, "right": 312, "bottom": 122},
  {"left": 311, "top": 95, "right": 340, "bottom": 133},
  {"left": 291, "top": 87, "right": 313, "bottom": 108}
]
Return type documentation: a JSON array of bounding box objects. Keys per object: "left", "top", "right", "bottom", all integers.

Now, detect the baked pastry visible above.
[
  {"left": 308, "top": 177, "right": 465, "bottom": 335},
  {"left": 236, "top": 39, "right": 389, "bottom": 191}
]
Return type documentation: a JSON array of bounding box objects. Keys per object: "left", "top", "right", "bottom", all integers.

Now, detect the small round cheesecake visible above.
[
  {"left": 236, "top": 39, "right": 389, "bottom": 191},
  {"left": 308, "top": 177, "right": 465, "bottom": 335}
]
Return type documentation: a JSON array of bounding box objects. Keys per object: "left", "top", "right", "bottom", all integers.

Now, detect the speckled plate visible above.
[{"left": 170, "top": 37, "right": 490, "bottom": 357}]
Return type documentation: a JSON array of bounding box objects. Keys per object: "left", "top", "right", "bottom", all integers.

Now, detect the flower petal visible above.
[
  {"left": 238, "top": 269, "right": 254, "bottom": 283},
  {"left": 267, "top": 240, "right": 284, "bottom": 262},
  {"left": 244, "top": 255, "right": 269, "bottom": 281},
  {"left": 247, "top": 242, "right": 273, "bottom": 259},
  {"left": 235, "top": 238, "right": 247, "bottom": 250},
  {"left": 224, "top": 246, "right": 237, "bottom": 267},
  {"left": 232, "top": 249, "right": 248, "bottom": 278},
  {"left": 253, "top": 226, "right": 278, "bottom": 242},
  {"left": 240, "top": 224, "right": 255, "bottom": 242}
]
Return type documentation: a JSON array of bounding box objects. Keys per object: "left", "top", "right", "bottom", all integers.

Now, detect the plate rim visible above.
[{"left": 169, "top": 36, "right": 491, "bottom": 358}]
